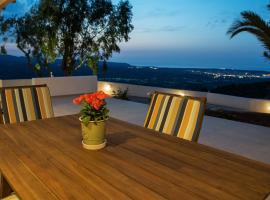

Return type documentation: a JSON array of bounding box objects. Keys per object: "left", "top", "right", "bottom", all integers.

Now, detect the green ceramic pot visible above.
[{"left": 80, "top": 117, "right": 108, "bottom": 150}]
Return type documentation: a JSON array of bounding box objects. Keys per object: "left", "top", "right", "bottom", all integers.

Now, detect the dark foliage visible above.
[
  {"left": 112, "top": 88, "right": 129, "bottom": 100},
  {"left": 227, "top": 4, "right": 270, "bottom": 61},
  {"left": 0, "top": 0, "right": 133, "bottom": 76}
]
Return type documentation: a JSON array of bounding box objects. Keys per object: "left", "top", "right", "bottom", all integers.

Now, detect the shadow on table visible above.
[{"left": 106, "top": 131, "right": 137, "bottom": 147}]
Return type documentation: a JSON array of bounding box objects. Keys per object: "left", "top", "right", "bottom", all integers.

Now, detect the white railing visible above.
[{"left": 98, "top": 81, "right": 270, "bottom": 114}]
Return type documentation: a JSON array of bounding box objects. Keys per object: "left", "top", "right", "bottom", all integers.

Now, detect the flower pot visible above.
[{"left": 80, "top": 118, "right": 107, "bottom": 150}]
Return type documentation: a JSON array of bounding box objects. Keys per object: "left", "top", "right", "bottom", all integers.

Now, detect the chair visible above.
[
  {"left": 0, "top": 175, "right": 19, "bottom": 200},
  {"left": 144, "top": 91, "right": 206, "bottom": 142},
  {"left": 0, "top": 85, "right": 53, "bottom": 199},
  {"left": 1, "top": 194, "right": 19, "bottom": 200},
  {"left": 0, "top": 85, "right": 54, "bottom": 124}
]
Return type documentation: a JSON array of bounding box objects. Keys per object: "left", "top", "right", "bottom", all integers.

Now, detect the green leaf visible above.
[{"left": 82, "top": 116, "right": 91, "bottom": 126}]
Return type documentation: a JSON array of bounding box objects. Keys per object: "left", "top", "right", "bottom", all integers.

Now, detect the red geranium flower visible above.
[
  {"left": 84, "top": 95, "right": 94, "bottom": 105},
  {"left": 73, "top": 91, "right": 110, "bottom": 110},
  {"left": 73, "top": 91, "right": 110, "bottom": 124},
  {"left": 91, "top": 98, "right": 105, "bottom": 110},
  {"left": 73, "top": 95, "right": 84, "bottom": 105},
  {"left": 96, "top": 91, "right": 110, "bottom": 100}
]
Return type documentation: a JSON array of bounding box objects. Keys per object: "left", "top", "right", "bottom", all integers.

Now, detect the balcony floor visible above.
[{"left": 53, "top": 95, "right": 270, "bottom": 165}]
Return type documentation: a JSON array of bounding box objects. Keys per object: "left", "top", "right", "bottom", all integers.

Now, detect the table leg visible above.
[{"left": 0, "top": 174, "right": 13, "bottom": 198}]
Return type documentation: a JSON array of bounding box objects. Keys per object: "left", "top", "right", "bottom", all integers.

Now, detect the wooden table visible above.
[{"left": 0, "top": 115, "right": 270, "bottom": 200}]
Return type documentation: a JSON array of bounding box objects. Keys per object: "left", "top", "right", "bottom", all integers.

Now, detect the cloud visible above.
[
  {"left": 206, "top": 18, "right": 228, "bottom": 28},
  {"left": 206, "top": 11, "right": 237, "bottom": 29}
]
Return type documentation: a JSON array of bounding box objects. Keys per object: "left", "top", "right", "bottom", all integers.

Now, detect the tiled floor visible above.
[{"left": 52, "top": 96, "right": 270, "bottom": 164}]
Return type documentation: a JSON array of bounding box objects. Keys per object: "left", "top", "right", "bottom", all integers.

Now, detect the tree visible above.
[
  {"left": 0, "top": 0, "right": 133, "bottom": 76},
  {"left": 227, "top": 4, "right": 270, "bottom": 60},
  {"left": 0, "top": 5, "right": 59, "bottom": 76}
]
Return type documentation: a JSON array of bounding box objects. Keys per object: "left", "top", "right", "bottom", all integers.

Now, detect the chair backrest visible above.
[
  {"left": 144, "top": 91, "right": 206, "bottom": 142},
  {"left": 0, "top": 85, "right": 54, "bottom": 124}
]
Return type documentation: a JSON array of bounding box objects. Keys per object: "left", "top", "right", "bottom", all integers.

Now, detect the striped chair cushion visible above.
[
  {"left": 144, "top": 92, "right": 206, "bottom": 142},
  {"left": 0, "top": 85, "right": 54, "bottom": 124}
]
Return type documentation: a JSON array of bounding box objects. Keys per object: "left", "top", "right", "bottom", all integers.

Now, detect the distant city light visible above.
[{"left": 104, "top": 84, "right": 112, "bottom": 93}]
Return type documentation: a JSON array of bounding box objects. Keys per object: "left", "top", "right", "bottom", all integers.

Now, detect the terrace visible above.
[
  {"left": 1, "top": 1, "right": 270, "bottom": 199},
  {"left": 0, "top": 76, "right": 270, "bottom": 200},
  {"left": 2, "top": 76, "right": 270, "bottom": 164}
]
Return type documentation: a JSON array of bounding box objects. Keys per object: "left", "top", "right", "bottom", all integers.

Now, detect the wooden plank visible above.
[{"left": 0, "top": 115, "right": 269, "bottom": 200}]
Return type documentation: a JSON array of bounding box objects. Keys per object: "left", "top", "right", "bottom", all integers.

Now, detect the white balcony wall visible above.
[
  {"left": 32, "top": 76, "right": 97, "bottom": 96},
  {"left": 1, "top": 78, "right": 269, "bottom": 113},
  {"left": 207, "top": 93, "right": 270, "bottom": 113},
  {"left": 98, "top": 81, "right": 270, "bottom": 114},
  {"left": 98, "top": 81, "right": 206, "bottom": 98}
]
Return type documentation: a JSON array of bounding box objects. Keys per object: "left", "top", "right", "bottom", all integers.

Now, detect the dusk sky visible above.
[{"left": 3, "top": 0, "right": 270, "bottom": 70}]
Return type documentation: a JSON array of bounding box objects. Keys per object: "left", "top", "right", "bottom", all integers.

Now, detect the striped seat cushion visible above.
[
  {"left": 144, "top": 92, "right": 206, "bottom": 142},
  {"left": 0, "top": 85, "right": 54, "bottom": 124}
]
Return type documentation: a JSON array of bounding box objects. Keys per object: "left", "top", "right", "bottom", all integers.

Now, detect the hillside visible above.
[
  {"left": 0, "top": 55, "right": 270, "bottom": 99},
  {"left": 0, "top": 55, "right": 132, "bottom": 79}
]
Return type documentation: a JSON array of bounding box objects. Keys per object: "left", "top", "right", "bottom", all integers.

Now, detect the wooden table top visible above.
[{"left": 0, "top": 115, "right": 270, "bottom": 200}]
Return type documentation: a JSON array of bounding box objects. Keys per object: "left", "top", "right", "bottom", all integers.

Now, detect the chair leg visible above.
[{"left": 0, "top": 174, "right": 13, "bottom": 198}]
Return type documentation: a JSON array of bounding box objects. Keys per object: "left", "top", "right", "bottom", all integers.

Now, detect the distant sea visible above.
[{"left": 124, "top": 63, "right": 270, "bottom": 72}]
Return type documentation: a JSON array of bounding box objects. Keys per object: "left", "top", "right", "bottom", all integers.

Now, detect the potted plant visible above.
[{"left": 73, "top": 91, "right": 110, "bottom": 150}]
